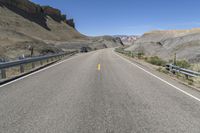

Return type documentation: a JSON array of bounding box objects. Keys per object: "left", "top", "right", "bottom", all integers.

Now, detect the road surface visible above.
[{"left": 0, "top": 49, "right": 200, "bottom": 133}]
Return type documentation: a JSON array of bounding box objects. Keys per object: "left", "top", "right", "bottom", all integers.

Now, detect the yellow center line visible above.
[{"left": 97, "top": 64, "right": 101, "bottom": 71}]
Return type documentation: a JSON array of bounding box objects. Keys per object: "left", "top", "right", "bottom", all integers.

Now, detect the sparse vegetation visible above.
[
  {"left": 175, "top": 60, "right": 190, "bottom": 69},
  {"left": 115, "top": 47, "right": 124, "bottom": 52},
  {"left": 115, "top": 48, "right": 200, "bottom": 88},
  {"left": 147, "top": 56, "right": 166, "bottom": 66},
  {"left": 188, "top": 79, "right": 194, "bottom": 85},
  {"left": 137, "top": 52, "right": 144, "bottom": 59},
  {"left": 190, "top": 64, "right": 200, "bottom": 72},
  {"left": 157, "top": 67, "right": 169, "bottom": 74}
]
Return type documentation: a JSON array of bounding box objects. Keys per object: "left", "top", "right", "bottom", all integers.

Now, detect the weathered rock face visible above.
[
  {"left": 42, "top": 6, "right": 61, "bottom": 16},
  {"left": 0, "top": 0, "right": 75, "bottom": 28},
  {"left": 42, "top": 6, "right": 64, "bottom": 22},
  {"left": 0, "top": 0, "right": 42, "bottom": 14},
  {"left": 66, "top": 19, "right": 75, "bottom": 28}
]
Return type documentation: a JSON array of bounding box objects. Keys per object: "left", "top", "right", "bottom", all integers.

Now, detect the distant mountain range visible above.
[{"left": 113, "top": 35, "right": 140, "bottom": 45}]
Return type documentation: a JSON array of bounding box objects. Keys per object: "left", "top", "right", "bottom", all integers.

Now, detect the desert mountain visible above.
[
  {"left": 114, "top": 35, "right": 139, "bottom": 45},
  {"left": 0, "top": 0, "right": 122, "bottom": 60},
  {"left": 126, "top": 29, "right": 200, "bottom": 63}
]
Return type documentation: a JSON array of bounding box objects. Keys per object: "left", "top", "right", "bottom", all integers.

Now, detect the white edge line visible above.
[
  {"left": 0, "top": 52, "right": 94, "bottom": 88},
  {"left": 114, "top": 51, "right": 200, "bottom": 102}
]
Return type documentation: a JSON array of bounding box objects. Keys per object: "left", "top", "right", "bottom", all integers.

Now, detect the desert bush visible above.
[
  {"left": 188, "top": 80, "right": 194, "bottom": 85},
  {"left": 157, "top": 67, "right": 169, "bottom": 74},
  {"left": 115, "top": 47, "right": 124, "bottom": 52},
  {"left": 176, "top": 60, "right": 190, "bottom": 69},
  {"left": 190, "top": 64, "right": 200, "bottom": 72},
  {"left": 126, "top": 51, "right": 134, "bottom": 57},
  {"left": 144, "top": 57, "right": 148, "bottom": 61},
  {"left": 147, "top": 56, "right": 166, "bottom": 66},
  {"left": 137, "top": 52, "right": 144, "bottom": 58}
]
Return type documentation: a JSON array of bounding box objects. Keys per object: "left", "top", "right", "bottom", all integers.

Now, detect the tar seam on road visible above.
[
  {"left": 114, "top": 50, "right": 200, "bottom": 102},
  {"left": 0, "top": 51, "right": 96, "bottom": 88}
]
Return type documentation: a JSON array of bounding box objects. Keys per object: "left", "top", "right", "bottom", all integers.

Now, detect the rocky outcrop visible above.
[
  {"left": 66, "top": 19, "right": 75, "bottom": 28},
  {"left": 42, "top": 6, "right": 66, "bottom": 22},
  {"left": 0, "top": 0, "right": 42, "bottom": 14},
  {"left": 114, "top": 35, "right": 139, "bottom": 45},
  {"left": 0, "top": 0, "right": 121, "bottom": 60},
  {"left": 91, "top": 36, "right": 124, "bottom": 48},
  {"left": 0, "top": 0, "right": 75, "bottom": 29}
]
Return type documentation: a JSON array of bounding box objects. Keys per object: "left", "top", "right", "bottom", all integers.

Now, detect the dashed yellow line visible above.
[{"left": 97, "top": 64, "right": 101, "bottom": 71}]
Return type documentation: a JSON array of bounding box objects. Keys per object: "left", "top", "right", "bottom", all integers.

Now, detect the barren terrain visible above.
[{"left": 127, "top": 29, "right": 200, "bottom": 63}]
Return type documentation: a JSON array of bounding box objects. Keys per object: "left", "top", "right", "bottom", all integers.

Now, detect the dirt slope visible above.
[
  {"left": 0, "top": 0, "right": 85, "bottom": 59},
  {"left": 126, "top": 29, "right": 200, "bottom": 63}
]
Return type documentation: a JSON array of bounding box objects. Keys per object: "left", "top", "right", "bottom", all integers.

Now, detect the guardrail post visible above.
[
  {"left": 131, "top": 52, "right": 134, "bottom": 58},
  {"left": 0, "top": 69, "right": 6, "bottom": 79},
  {"left": 185, "top": 75, "right": 189, "bottom": 80},
  {"left": 40, "top": 60, "right": 43, "bottom": 65},
  {"left": 20, "top": 65, "right": 24, "bottom": 73},
  {"left": 172, "top": 70, "right": 176, "bottom": 74},
  {"left": 32, "top": 62, "right": 35, "bottom": 69}
]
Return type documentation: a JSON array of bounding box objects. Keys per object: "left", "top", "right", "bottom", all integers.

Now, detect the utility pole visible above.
[
  {"left": 173, "top": 53, "right": 177, "bottom": 65},
  {"left": 28, "top": 45, "right": 34, "bottom": 57}
]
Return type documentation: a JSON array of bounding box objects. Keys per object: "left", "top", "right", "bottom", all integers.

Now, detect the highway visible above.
[{"left": 0, "top": 48, "right": 200, "bottom": 133}]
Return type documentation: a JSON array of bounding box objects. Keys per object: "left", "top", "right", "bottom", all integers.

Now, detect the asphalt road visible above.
[{"left": 0, "top": 49, "right": 200, "bottom": 133}]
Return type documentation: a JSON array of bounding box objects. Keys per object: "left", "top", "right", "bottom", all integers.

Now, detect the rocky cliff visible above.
[
  {"left": 0, "top": 0, "right": 75, "bottom": 29},
  {"left": 0, "top": 0, "right": 122, "bottom": 60},
  {"left": 0, "top": 0, "right": 84, "bottom": 59}
]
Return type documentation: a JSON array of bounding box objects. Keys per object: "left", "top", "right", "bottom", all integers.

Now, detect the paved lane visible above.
[{"left": 0, "top": 49, "right": 200, "bottom": 133}]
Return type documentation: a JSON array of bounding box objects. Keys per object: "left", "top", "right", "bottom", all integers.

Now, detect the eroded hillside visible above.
[
  {"left": 126, "top": 29, "right": 200, "bottom": 63},
  {"left": 0, "top": 0, "right": 123, "bottom": 60}
]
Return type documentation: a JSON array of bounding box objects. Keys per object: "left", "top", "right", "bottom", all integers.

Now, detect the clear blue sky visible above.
[{"left": 32, "top": 0, "right": 200, "bottom": 36}]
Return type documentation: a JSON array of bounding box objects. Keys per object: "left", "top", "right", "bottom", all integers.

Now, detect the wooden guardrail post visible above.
[
  {"left": 185, "top": 74, "right": 189, "bottom": 80},
  {"left": 32, "top": 62, "right": 35, "bottom": 69},
  {"left": 20, "top": 65, "right": 24, "bottom": 73},
  {"left": 131, "top": 52, "right": 134, "bottom": 58},
  {"left": 40, "top": 60, "right": 43, "bottom": 65},
  {"left": 0, "top": 69, "right": 6, "bottom": 79},
  {"left": 51, "top": 57, "right": 54, "bottom": 62},
  {"left": 173, "top": 53, "right": 177, "bottom": 65}
]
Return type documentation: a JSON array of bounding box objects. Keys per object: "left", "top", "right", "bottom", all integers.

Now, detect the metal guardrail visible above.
[
  {"left": 115, "top": 48, "right": 135, "bottom": 57},
  {"left": 0, "top": 51, "right": 77, "bottom": 80},
  {"left": 166, "top": 64, "right": 200, "bottom": 78},
  {"left": 115, "top": 48, "right": 200, "bottom": 78}
]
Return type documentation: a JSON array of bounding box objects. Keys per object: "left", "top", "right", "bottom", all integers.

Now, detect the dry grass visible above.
[
  {"left": 193, "top": 77, "right": 200, "bottom": 88},
  {"left": 6, "top": 66, "right": 20, "bottom": 79},
  {"left": 191, "top": 64, "right": 200, "bottom": 72},
  {"left": 2, "top": 59, "right": 55, "bottom": 80}
]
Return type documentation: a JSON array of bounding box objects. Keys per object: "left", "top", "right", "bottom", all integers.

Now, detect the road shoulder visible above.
[{"left": 114, "top": 50, "right": 200, "bottom": 102}]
